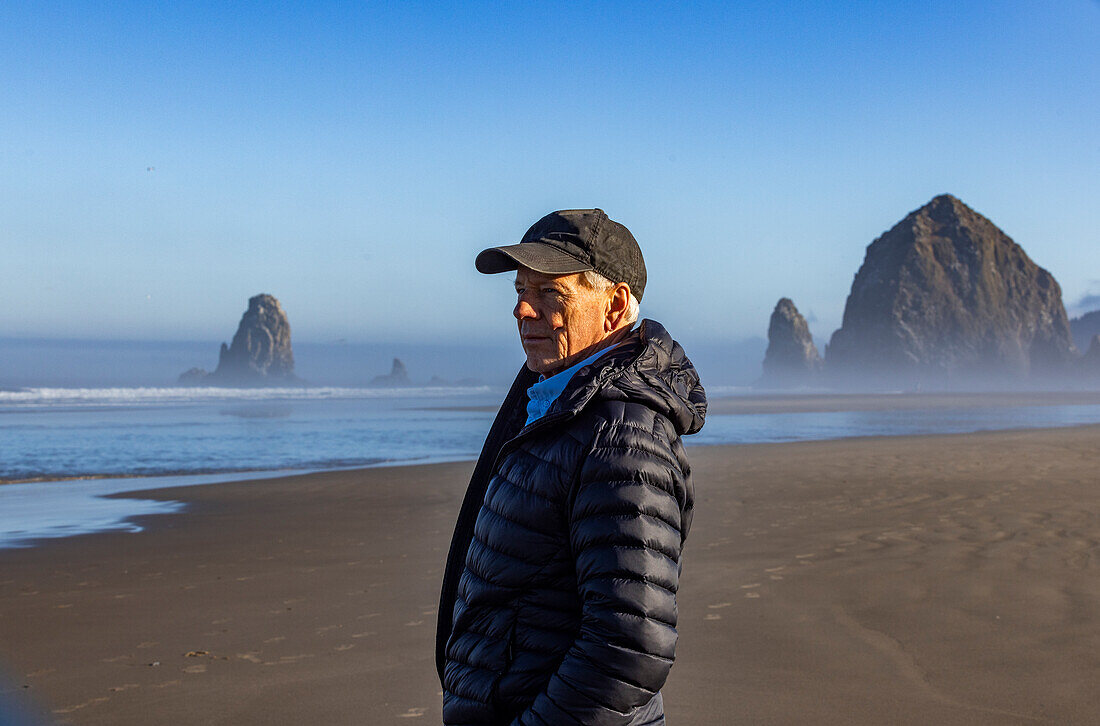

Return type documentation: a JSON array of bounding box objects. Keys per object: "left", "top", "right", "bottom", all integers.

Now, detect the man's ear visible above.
[{"left": 605, "top": 283, "right": 631, "bottom": 331}]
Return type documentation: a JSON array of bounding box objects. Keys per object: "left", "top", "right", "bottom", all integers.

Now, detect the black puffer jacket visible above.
[{"left": 436, "top": 320, "right": 706, "bottom": 726}]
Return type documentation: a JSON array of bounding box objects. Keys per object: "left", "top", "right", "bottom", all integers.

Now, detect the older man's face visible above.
[{"left": 513, "top": 267, "right": 611, "bottom": 376}]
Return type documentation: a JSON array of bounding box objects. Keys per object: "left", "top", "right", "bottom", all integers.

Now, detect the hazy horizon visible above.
[{"left": 0, "top": 334, "right": 770, "bottom": 389}]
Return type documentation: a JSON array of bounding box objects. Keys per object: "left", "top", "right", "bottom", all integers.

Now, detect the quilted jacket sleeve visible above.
[{"left": 511, "top": 413, "right": 691, "bottom": 725}]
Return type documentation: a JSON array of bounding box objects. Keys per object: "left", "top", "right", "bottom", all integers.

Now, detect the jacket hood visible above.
[{"left": 552, "top": 319, "right": 707, "bottom": 435}]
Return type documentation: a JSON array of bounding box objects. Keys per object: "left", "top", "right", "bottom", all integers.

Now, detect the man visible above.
[{"left": 436, "top": 209, "right": 707, "bottom": 725}]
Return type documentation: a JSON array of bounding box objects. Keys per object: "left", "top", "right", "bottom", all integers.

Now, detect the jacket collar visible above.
[{"left": 523, "top": 319, "right": 707, "bottom": 437}]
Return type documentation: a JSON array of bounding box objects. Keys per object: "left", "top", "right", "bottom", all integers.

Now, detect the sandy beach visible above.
[{"left": 3, "top": 425, "right": 1100, "bottom": 725}]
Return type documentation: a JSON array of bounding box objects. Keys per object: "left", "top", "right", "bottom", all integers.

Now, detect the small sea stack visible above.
[
  {"left": 370, "top": 358, "right": 412, "bottom": 387},
  {"left": 179, "top": 294, "right": 298, "bottom": 386},
  {"left": 759, "top": 298, "right": 821, "bottom": 388}
]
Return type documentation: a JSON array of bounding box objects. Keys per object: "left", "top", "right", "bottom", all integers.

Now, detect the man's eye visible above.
[{"left": 543, "top": 288, "right": 559, "bottom": 294}]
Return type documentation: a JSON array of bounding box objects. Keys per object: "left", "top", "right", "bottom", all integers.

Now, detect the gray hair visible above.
[{"left": 581, "top": 270, "right": 640, "bottom": 326}]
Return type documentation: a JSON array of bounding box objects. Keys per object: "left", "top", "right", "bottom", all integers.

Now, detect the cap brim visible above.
[{"left": 475, "top": 242, "right": 593, "bottom": 276}]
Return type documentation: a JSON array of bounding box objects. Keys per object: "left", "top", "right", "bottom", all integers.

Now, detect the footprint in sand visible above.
[
  {"left": 707, "top": 602, "right": 731, "bottom": 609},
  {"left": 109, "top": 683, "right": 139, "bottom": 693},
  {"left": 704, "top": 614, "right": 722, "bottom": 621},
  {"left": 237, "top": 653, "right": 262, "bottom": 663},
  {"left": 182, "top": 665, "right": 206, "bottom": 674},
  {"left": 397, "top": 707, "right": 428, "bottom": 718},
  {"left": 740, "top": 583, "right": 761, "bottom": 590},
  {"left": 351, "top": 631, "right": 376, "bottom": 639},
  {"left": 745, "top": 592, "right": 761, "bottom": 598},
  {"left": 405, "top": 620, "right": 424, "bottom": 627},
  {"left": 137, "top": 641, "right": 158, "bottom": 649},
  {"left": 334, "top": 644, "right": 355, "bottom": 651}
]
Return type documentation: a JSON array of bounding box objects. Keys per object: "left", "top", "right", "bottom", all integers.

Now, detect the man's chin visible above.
[
  {"left": 524, "top": 355, "right": 565, "bottom": 376},
  {"left": 525, "top": 360, "right": 556, "bottom": 375}
]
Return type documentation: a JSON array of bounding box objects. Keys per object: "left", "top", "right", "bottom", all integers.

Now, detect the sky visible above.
[{"left": 3, "top": 0, "right": 1099, "bottom": 351}]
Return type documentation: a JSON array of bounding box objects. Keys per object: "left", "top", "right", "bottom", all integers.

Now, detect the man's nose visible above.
[{"left": 514, "top": 298, "right": 538, "bottom": 320}]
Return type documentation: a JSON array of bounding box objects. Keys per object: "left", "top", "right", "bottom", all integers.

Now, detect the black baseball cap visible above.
[{"left": 475, "top": 208, "right": 647, "bottom": 301}]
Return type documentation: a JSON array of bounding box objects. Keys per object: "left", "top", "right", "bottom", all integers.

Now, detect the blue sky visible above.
[{"left": 3, "top": 1, "right": 1099, "bottom": 348}]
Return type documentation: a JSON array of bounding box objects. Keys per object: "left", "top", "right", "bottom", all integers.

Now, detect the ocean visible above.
[{"left": 4, "top": 385, "right": 1100, "bottom": 549}]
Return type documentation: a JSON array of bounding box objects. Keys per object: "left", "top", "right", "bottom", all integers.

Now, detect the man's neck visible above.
[{"left": 544, "top": 325, "right": 633, "bottom": 378}]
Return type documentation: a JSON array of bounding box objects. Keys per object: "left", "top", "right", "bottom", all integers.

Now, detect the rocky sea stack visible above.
[
  {"left": 760, "top": 298, "right": 821, "bottom": 387},
  {"left": 180, "top": 294, "right": 298, "bottom": 386},
  {"left": 370, "top": 358, "right": 412, "bottom": 387},
  {"left": 826, "top": 195, "right": 1075, "bottom": 387}
]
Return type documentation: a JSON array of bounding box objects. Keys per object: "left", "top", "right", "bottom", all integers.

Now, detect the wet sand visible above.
[{"left": 2, "top": 426, "right": 1100, "bottom": 724}]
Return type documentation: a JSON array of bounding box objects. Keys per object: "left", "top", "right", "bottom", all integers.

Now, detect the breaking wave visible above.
[{"left": 0, "top": 385, "right": 493, "bottom": 407}]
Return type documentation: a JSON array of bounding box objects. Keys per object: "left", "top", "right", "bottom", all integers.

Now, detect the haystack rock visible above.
[
  {"left": 370, "top": 358, "right": 412, "bottom": 387},
  {"left": 181, "top": 294, "right": 297, "bottom": 386},
  {"left": 760, "top": 298, "right": 821, "bottom": 387},
  {"left": 826, "top": 195, "right": 1075, "bottom": 387},
  {"left": 1070, "top": 310, "right": 1100, "bottom": 352}
]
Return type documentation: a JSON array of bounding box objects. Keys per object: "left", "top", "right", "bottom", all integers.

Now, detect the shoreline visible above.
[
  {"left": 8, "top": 389, "right": 1100, "bottom": 487},
  {"left": 112, "top": 419, "right": 1100, "bottom": 500}
]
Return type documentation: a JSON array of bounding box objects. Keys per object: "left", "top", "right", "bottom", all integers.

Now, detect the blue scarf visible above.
[{"left": 525, "top": 345, "right": 618, "bottom": 426}]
